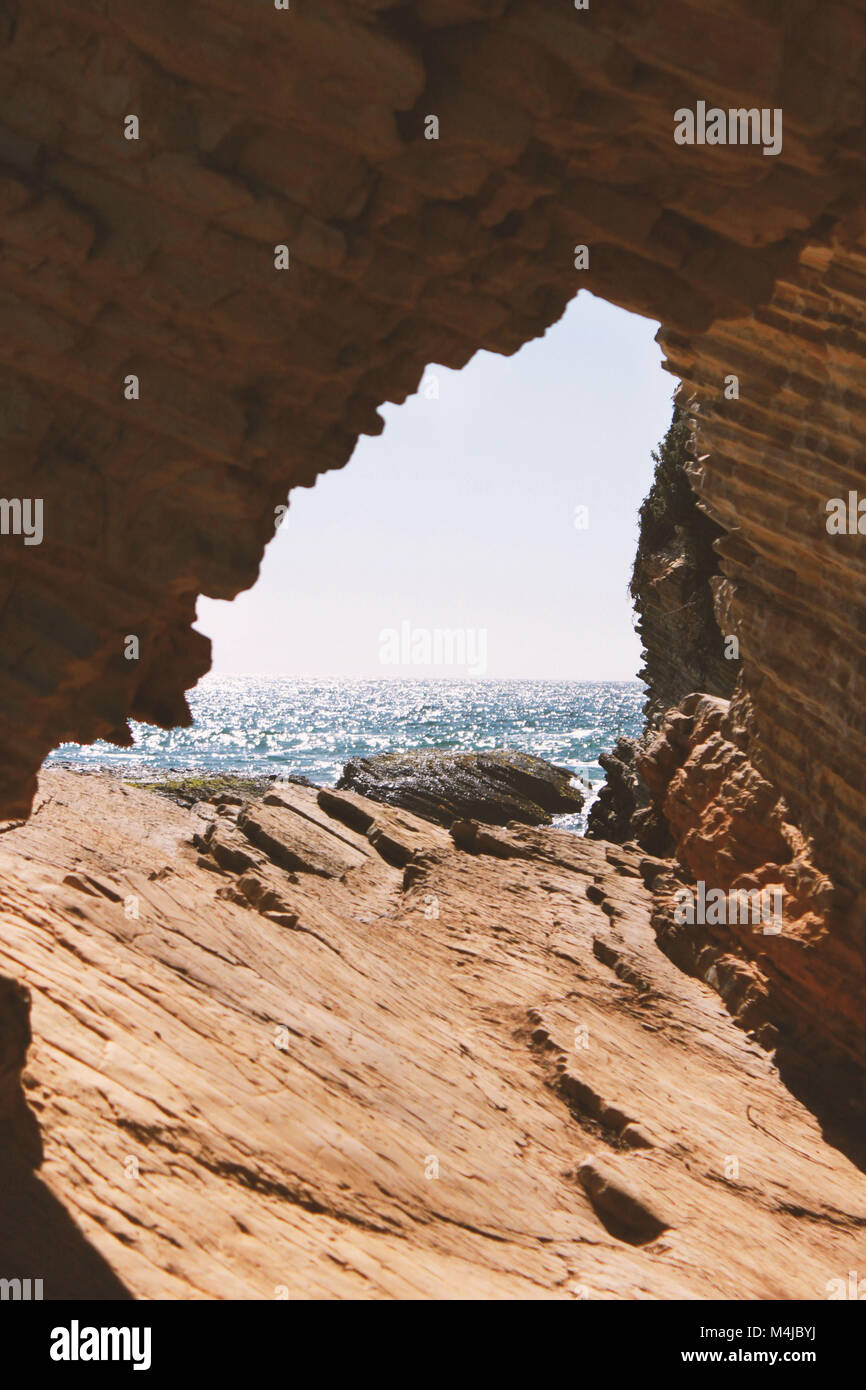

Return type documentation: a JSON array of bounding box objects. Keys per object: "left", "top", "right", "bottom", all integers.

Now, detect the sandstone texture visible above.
[
  {"left": 337, "top": 748, "right": 584, "bottom": 827},
  {"left": 635, "top": 692, "right": 866, "bottom": 1149},
  {"left": 1, "top": 768, "right": 865, "bottom": 1299}
]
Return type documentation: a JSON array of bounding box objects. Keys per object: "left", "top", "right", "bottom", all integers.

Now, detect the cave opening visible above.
[
  {"left": 6, "top": 0, "right": 866, "bottom": 1314},
  {"left": 48, "top": 293, "right": 675, "bottom": 833}
]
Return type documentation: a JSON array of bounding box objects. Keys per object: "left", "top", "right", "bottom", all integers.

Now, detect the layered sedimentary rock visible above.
[
  {"left": 1, "top": 769, "right": 865, "bottom": 1298},
  {"left": 605, "top": 408, "right": 864, "bottom": 1099},
  {"left": 635, "top": 693, "right": 866, "bottom": 1143},
  {"left": 659, "top": 240, "right": 866, "bottom": 931},
  {"left": 337, "top": 749, "right": 584, "bottom": 827}
]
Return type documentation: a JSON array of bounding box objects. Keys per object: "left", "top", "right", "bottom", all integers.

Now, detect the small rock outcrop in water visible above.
[
  {"left": 586, "top": 738, "right": 644, "bottom": 844},
  {"left": 586, "top": 738, "right": 669, "bottom": 855},
  {"left": 337, "top": 749, "right": 583, "bottom": 828}
]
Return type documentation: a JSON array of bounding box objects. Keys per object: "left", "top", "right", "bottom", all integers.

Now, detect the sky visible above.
[{"left": 196, "top": 292, "right": 676, "bottom": 680}]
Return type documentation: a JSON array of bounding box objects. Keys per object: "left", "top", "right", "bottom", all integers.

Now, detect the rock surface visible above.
[
  {"left": 0, "top": 768, "right": 865, "bottom": 1299},
  {"left": 337, "top": 749, "right": 584, "bottom": 827}
]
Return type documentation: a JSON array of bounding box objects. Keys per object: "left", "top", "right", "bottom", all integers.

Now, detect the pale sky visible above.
[{"left": 196, "top": 292, "right": 675, "bottom": 680}]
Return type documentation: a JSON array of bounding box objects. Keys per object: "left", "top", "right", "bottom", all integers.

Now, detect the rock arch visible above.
[{"left": 1, "top": 5, "right": 865, "bottom": 933}]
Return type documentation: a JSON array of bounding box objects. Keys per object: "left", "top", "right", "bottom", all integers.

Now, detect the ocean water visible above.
[{"left": 47, "top": 677, "right": 646, "bottom": 833}]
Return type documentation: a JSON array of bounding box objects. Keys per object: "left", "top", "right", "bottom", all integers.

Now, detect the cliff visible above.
[{"left": 592, "top": 394, "right": 864, "bottom": 1121}]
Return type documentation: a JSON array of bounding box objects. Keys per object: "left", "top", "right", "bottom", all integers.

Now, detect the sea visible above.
[{"left": 46, "top": 677, "right": 646, "bottom": 834}]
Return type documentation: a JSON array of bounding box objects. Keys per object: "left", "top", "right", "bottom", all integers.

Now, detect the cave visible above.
[{"left": 2, "top": 0, "right": 866, "bottom": 1307}]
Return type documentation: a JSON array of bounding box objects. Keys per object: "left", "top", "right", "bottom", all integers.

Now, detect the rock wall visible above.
[
  {"left": 659, "top": 235, "right": 866, "bottom": 931},
  {"left": 605, "top": 389, "right": 864, "bottom": 1089},
  {"left": 636, "top": 693, "right": 866, "bottom": 1136}
]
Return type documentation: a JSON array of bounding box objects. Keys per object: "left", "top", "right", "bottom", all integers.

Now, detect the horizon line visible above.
[{"left": 198, "top": 672, "right": 647, "bottom": 683}]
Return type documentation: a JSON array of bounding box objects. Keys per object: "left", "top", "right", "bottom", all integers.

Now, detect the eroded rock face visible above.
[
  {"left": 660, "top": 240, "right": 866, "bottom": 928},
  {"left": 1, "top": 768, "right": 865, "bottom": 1298},
  {"left": 337, "top": 749, "right": 583, "bottom": 826},
  {"left": 636, "top": 692, "right": 866, "bottom": 1137}
]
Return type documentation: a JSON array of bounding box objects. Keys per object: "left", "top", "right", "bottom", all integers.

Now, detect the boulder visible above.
[{"left": 337, "top": 749, "right": 583, "bottom": 828}]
